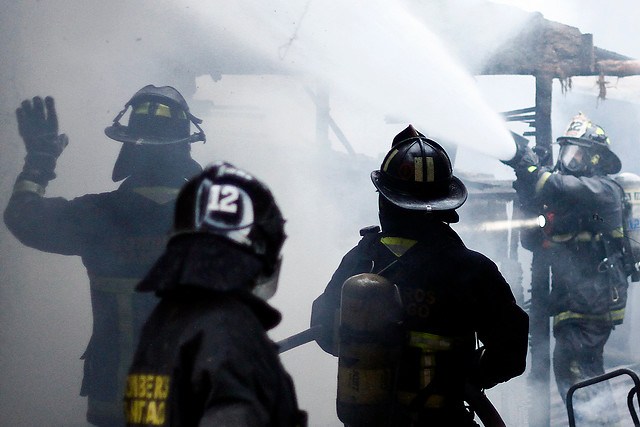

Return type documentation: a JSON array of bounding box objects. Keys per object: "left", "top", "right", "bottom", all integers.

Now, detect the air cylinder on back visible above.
[
  {"left": 337, "top": 273, "right": 404, "bottom": 427},
  {"left": 615, "top": 173, "right": 640, "bottom": 270}
]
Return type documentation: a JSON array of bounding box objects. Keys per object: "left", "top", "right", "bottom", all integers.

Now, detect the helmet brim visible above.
[
  {"left": 105, "top": 124, "right": 201, "bottom": 145},
  {"left": 371, "top": 170, "right": 468, "bottom": 211},
  {"left": 556, "top": 137, "right": 621, "bottom": 174}
]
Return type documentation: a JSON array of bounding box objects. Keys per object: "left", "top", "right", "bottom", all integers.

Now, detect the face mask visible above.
[{"left": 559, "top": 144, "right": 587, "bottom": 174}]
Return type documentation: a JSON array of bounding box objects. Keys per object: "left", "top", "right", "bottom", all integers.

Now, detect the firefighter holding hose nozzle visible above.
[
  {"left": 311, "top": 125, "right": 529, "bottom": 426},
  {"left": 503, "top": 112, "right": 635, "bottom": 425}
]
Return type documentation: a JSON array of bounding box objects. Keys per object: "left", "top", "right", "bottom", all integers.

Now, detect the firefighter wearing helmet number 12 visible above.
[
  {"left": 311, "top": 125, "right": 529, "bottom": 426},
  {"left": 4, "top": 85, "right": 204, "bottom": 426},
  {"left": 125, "top": 161, "right": 307, "bottom": 426},
  {"left": 503, "top": 112, "right": 636, "bottom": 425}
]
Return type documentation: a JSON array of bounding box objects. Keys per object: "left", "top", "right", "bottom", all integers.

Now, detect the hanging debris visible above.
[
  {"left": 597, "top": 72, "right": 608, "bottom": 101},
  {"left": 560, "top": 77, "right": 573, "bottom": 94}
]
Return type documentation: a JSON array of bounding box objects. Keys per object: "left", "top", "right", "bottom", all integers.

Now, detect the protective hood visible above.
[
  {"left": 111, "top": 142, "right": 202, "bottom": 182},
  {"left": 137, "top": 234, "right": 264, "bottom": 295}
]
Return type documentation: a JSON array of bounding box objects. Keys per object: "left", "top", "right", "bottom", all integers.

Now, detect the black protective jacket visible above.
[
  {"left": 4, "top": 172, "right": 194, "bottom": 425},
  {"left": 513, "top": 158, "right": 628, "bottom": 325},
  {"left": 311, "top": 221, "right": 528, "bottom": 424},
  {"left": 125, "top": 236, "right": 306, "bottom": 426}
]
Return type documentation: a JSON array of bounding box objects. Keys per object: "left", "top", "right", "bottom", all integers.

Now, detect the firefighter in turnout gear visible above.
[
  {"left": 124, "top": 161, "right": 306, "bottom": 426},
  {"left": 3, "top": 85, "right": 204, "bottom": 426},
  {"left": 503, "top": 112, "right": 629, "bottom": 424},
  {"left": 311, "top": 125, "right": 529, "bottom": 426}
]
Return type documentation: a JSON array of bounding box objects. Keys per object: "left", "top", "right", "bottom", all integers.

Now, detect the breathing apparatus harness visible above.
[
  {"left": 612, "top": 178, "right": 640, "bottom": 282},
  {"left": 337, "top": 226, "right": 503, "bottom": 426},
  {"left": 541, "top": 191, "right": 634, "bottom": 329}
]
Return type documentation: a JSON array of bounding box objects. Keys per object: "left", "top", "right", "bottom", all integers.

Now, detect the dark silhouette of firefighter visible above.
[
  {"left": 311, "top": 125, "right": 529, "bottom": 426},
  {"left": 3, "top": 85, "right": 205, "bottom": 426},
  {"left": 503, "top": 112, "right": 633, "bottom": 424},
  {"left": 124, "top": 161, "right": 306, "bottom": 426}
]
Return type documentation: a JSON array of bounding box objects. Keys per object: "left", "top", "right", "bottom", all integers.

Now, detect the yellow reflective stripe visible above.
[
  {"left": 527, "top": 165, "right": 538, "bottom": 173},
  {"left": 117, "top": 290, "right": 135, "bottom": 397},
  {"left": 132, "top": 186, "right": 180, "bottom": 205},
  {"left": 89, "top": 275, "right": 141, "bottom": 401},
  {"left": 133, "top": 102, "right": 183, "bottom": 119},
  {"left": 550, "top": 229, "right": 624, "bottom": 243},
  {"left": 383, "top": 149, "right": 399, "bottom": 172},
  {"left": 90, "top": 276, "right": 139, "bottom": 294},
  {"left": 403, "top": 331, "right": 453, "bottom": 408},
  {"left": 380, "top": 237, "right": 417, "bottom": 257},
  {"left": 420, "top": 353, "right": 435, "bottom": 388},
  {"left": 408, "top": 331, "right": 453, "bottom": 351},
  {"left": 426, "top": 157, "right": 434, "bottom": 182},
  {"left": 551, "top": 231, "right": 594, "bottom": 242},
  {"left": 553, "top": 308, "right": 626, "bottom": 326},
  {"left": 611, "top": 308, "right": 626, "bottom": 322},
  {"left": 13, "top": 179, "right": 45, "bottom": 196},
  {"left": 155, "top": 103, "right": 172, "bottom": 118},
  {"left": 414, "top": 157, "right": 423, "bottom": 182},
  {"left": 134, "top": 102, "right": 151, "bottom": 114},
  {"left": 535, "top": 171, "right": 552, "bottom": 194},
  {"left": 397, "top": 391, "right": 445, "bottom": 408},
  {"left": 611, "top": 227, "right": 625, "bottom": 238}
]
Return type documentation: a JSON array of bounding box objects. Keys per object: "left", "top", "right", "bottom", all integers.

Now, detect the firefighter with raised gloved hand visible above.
[
  {"left": 4, "top": 85, "right": 205, "bottom": 426},
  {"left": 503, "top": 112, "right": 630, "bottom": 425},
  {"left": 124, "top": 161, "right": 306, "bottom": 426},
  {"left": 311, "top": 125, "right": 529, "bottom": 426}
]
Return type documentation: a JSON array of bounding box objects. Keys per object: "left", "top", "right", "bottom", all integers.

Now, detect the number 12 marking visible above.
[{"left": 207, "top": 185, "right": 239, "bottom": 214}]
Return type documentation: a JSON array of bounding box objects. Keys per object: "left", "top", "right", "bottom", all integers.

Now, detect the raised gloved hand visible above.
[{"left": 16, "top": 96, "right": 69, "bottom": 185}]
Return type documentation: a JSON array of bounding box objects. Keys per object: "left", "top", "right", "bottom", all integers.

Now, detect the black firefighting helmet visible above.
[
  {"left": 173, "top": 161, "right": 286, "bottom": 280},
  {"left": 555, "top": 112, "right": 621, "bottom": 175},
  {"left": 371, "top": 125, "right": 467, "bottom": 211},
  {"left": 104, "top": 85, "right": 206, "bottom": 145}
]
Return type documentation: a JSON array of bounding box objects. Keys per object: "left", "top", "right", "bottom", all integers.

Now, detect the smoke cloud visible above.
[{"left": 1, "top": 0, "right": 640, "bottom": 426}]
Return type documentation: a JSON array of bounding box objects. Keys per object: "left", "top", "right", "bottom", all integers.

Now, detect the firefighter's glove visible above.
[
  {"left": 501, "top": 142, "right": 538, "bottom": 173},
  {"left": 16, "top": 96, "right": 69, "bottom": 184}
]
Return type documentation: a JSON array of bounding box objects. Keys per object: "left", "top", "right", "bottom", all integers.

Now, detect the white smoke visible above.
[
  {"left": 1, "top": 0, "right": 640, "bottom": 426},
  {"left": 182, "top": 0, "right": 520, "bottom": 160}
]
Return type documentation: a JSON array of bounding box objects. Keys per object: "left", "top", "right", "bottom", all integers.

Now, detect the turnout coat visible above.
[{"left": 311, "top": 221, "right": 528, "bottom": 425}]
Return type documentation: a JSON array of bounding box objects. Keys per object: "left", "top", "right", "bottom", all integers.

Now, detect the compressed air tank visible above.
[
  {"left": 337, "top": 273, "right": 404, "bottom": 427},
  {"left": 615, "top": 172, "right": 640, "bottom": 263}
]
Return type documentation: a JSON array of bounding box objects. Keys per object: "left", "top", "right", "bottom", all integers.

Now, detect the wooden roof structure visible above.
[{"left": 481, "top": 11, "right": 639, "bottom": 78}]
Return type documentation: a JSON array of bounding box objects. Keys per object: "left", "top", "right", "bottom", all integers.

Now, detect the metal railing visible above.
[{"left": 566, "top": 368, "right": 640, "bottom": 426}]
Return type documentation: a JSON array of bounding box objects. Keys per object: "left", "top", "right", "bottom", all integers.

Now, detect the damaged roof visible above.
[{"left": 479, "top": 11, "right": 639, "bottom": 78}]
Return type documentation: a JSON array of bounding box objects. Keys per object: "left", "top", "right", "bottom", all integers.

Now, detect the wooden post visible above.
[
  {"left": 528, "top": 74, "right": 553, "bottom": 427},
  {"left": 535, "top": 75, "right": 553, "bottom": 166}
]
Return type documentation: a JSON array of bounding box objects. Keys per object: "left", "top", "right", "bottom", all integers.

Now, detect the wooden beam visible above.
[{"left": 597, "top": 60, "right": 640, "bottom": 77}]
